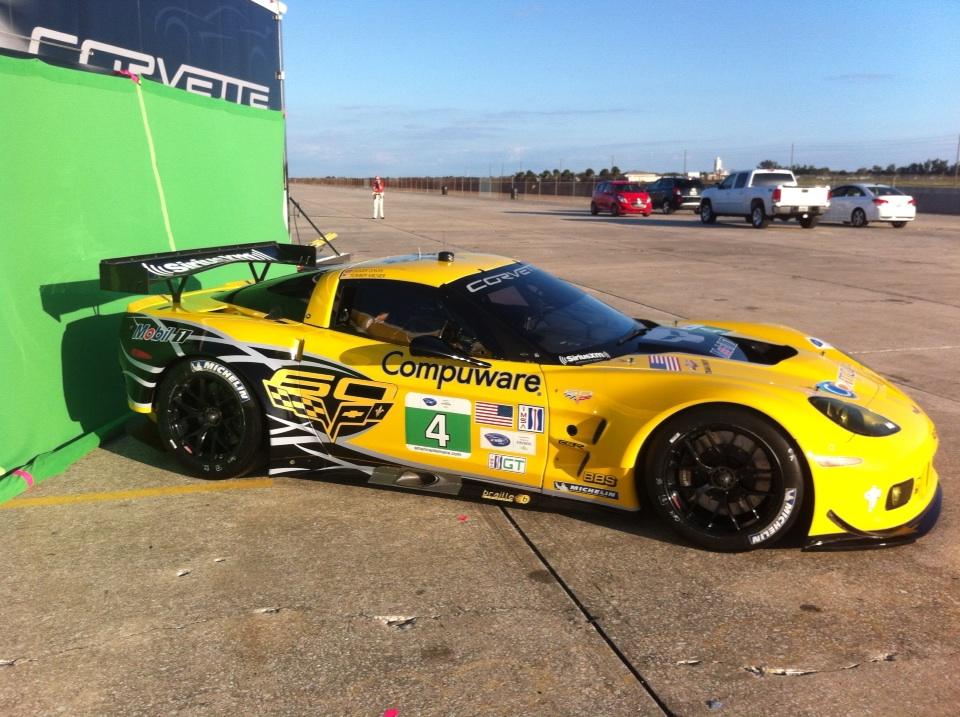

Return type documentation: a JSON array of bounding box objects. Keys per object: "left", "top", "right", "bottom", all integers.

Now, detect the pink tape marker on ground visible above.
[
  {"left": 457, "top": 514, "right": 468, "bottom": 522},
  {"left": 13, "top": 469, "right": 34, "bottom": 488},
  {"left": 114, "top": 69, "right": 141, "bottom": 84},
  {"left": 383, "top": 709, "right": 399, "bottom": 717}
]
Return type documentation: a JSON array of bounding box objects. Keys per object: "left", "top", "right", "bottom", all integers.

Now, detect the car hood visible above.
[{"left": 604, "top": 321, "right": 885, "bottom": 405}]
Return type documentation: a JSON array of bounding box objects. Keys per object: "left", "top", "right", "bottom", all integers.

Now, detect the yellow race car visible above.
[{"left": 100, "top": 242, "right": 941, "bottom": 551}]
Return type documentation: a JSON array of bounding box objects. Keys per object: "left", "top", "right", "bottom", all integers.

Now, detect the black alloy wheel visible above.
[
  {"left": 661, "top": 199, "right": 674, "bottom": 214},
  {"left": 643, "top": 406, "right": 805, "bottom": 551},
  {"left": 156, "top": 359, "right": 264, "bottom": 479}
]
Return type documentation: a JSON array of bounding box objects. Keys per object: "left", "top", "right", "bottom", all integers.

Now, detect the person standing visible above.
[{"left": 372, "top": 175, "right": 385, "bottom": 219}]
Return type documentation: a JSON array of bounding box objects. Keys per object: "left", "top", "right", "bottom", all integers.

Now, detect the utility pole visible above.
[
  {"left": 683, "top": 148, "right": 687, "bottom": 174},
  {"left": 954, "top": 134, "right": 959, "bottom": 186},
  {"left": 790, "top": 143, "right": 795, "bottom": 169}
]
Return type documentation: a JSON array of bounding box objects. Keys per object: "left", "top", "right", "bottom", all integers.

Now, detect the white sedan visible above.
[{"left": 824, "top": 183, "right": 917, "bottom": 228}]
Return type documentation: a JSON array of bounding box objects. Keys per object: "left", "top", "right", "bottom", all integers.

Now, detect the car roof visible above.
[{"left": 338, "top": 252, "right": 518, "bottom": 287}]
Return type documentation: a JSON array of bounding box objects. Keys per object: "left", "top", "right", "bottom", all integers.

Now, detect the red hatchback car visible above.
[{"left": 590, "top": 180, "right": 652, "bottom": 217}]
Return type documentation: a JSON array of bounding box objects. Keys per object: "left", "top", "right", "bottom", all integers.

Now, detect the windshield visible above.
[
  {"left": 612, "top": 183, "right": 644, "bottom": 193},
  {"left": 453, "top": 264, "right": 636, "bottom": 355}
]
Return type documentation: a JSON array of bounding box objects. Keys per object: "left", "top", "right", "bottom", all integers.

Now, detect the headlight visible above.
[{"left": 809, "top": 397, "right": 900, "bottom": 437}]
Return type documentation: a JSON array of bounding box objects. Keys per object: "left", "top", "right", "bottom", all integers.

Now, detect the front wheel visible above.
[
  {"left": 156, "top": 359, "right": 265, "bottom": 479},
  {"left": 699, "top": 201, "right": 716, "bottom": 224},
  {"left": 642, "top": 406, "right": 805, "bottom": 551},
  {"left": 799, "top": 215, "right": 819, "bottom": 229},
  {"left": 891, "top": 221, "right": 907, "bottom": 228},
  {"left": 610, "top": 203, "right": 620, "bottom": 217}
]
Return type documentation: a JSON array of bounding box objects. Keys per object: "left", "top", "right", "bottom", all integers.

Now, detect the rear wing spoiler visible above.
[{"left": 100, "top": 241, "right": 349, "bottom": 304}]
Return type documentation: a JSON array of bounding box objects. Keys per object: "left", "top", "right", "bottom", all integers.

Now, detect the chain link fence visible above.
[{"left": 292, "top": 175, "right": 960, "bottom": 213}]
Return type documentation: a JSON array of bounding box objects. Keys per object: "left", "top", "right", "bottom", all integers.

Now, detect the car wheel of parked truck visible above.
[
  {"left": 661, "top": 200, "right": 674, "bottom": 215},
  {"left": 799, "top": 216, "right": 819, "bottom": 229},
  {"left": 699, "top": 201, "right": 716, "bottom": 224},
  {"left": 750, "top": 202, "right": 770, "bottom": 229},
  {"left": 643, "top": 405, "right": 805, "bottom": 551}
]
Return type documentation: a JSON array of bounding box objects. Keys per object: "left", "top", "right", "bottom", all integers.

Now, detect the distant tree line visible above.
[
  {"left": 757, "top": 158, "right": 958, "bottom": 176},
  {"left": 514, "top": 166, "right": 624, "bottom": 182}
]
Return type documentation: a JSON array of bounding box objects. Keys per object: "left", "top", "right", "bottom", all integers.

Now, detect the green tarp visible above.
[{"left": 0, "top": 55, "right": 287, "bottom": 502}]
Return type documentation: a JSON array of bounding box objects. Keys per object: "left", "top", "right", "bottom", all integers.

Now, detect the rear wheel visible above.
[
  {"left": 643, "top": 406, "right": 804, "bottom": 551},
  {"left": 610, "top": 203, "right": 620, "bottom": 217},
  {"left": 799, "top": 215, "right": 819, "bottom": 229},
  {"left": 699, "top": 201, "right": 716, "bottom": 224},
  {"left": 661, "top": 199, "right": 674, "bottom": 215},
  {"left": 590, "top": 202, "right": 599, "bottom": 216},
  {"left": 891, "top": 221, "right": 907, "bottom": 228},
  {"left": 750, "top": 202, "right": 770, "bottom": 229},
  {"left": 851, "top": 208, "right": 868, "bottom": 227},
  {"left": 156, "top": 359, "right": 264, "bottom": 479}
]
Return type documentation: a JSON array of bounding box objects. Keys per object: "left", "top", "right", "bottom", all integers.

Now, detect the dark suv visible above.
[{"left": 646, "top": 176, "right": 704, "bottom": 214}]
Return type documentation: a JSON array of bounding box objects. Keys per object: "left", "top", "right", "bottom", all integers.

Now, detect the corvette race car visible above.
[{"left": 100, "top": 242, "right": 941, "bottom": 551}]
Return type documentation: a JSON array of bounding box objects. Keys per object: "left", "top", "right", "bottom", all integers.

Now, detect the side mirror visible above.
[{"left": 409, "top": 335, "right": 490, "bottom": 368}]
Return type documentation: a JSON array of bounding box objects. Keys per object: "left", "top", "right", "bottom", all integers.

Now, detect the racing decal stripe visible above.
[
  {"left": 122, "top": 370, "right": 158, "bottom": 389},
  {"left": 121, "top": 348, "right": 164, "bottom": 374}
]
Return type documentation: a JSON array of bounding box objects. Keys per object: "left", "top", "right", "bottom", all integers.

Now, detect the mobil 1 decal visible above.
[{"left": 405, "top": 393, "right": 472, "bottom": 458}]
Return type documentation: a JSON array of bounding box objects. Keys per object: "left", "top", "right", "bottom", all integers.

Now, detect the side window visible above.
[
  {"left": 334, "top": 280, "right": 448, "bottom": 346},
  {"left": 848, "top": 187, "right": 865, "bottom": 197},
  {"left": 333, "top": 279, "right": 498, "bottom": 358},
  {"left": 734, "top": 172, "right": 749, "bottom": 189},
  {"left": 719, "top": 174, "right": 736, "bottom": 190},
  {"left": 831, "top": 186, "right": 848, "bottom": 198}
]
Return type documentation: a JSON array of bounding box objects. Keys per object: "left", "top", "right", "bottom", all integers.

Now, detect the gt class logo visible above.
[{"left": 263, "top": 368, "right": 396, "bottom": 441}]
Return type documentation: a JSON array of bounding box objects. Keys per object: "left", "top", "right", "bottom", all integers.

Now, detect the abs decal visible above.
[{"left": 263, "top": 368, "right": 396, "bottom": 441}]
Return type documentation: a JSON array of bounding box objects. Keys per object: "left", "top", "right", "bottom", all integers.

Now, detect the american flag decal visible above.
[
  {"left": 649, "top": 354, "right": 681, "bottom": 371},
  {"left": 475, "top": 402, "right": 514, "bottom": 427}
]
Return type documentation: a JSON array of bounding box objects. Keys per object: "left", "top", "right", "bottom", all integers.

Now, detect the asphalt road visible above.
[{"left": 2, "top": 185, "right": 958, "bottom": 716}]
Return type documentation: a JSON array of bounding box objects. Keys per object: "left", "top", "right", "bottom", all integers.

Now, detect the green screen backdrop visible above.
[{"left": 0, "top": 55, "right": 288, "bottom": 501}]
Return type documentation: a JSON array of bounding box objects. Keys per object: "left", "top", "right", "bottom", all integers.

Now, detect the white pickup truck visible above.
[{"left": 698, "top": 169, "right": 831, "bottom": 229}]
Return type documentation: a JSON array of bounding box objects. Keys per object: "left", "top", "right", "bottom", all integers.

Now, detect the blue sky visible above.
[{"left": 282, "top": 1, "right": 960, "bottom": 177}]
